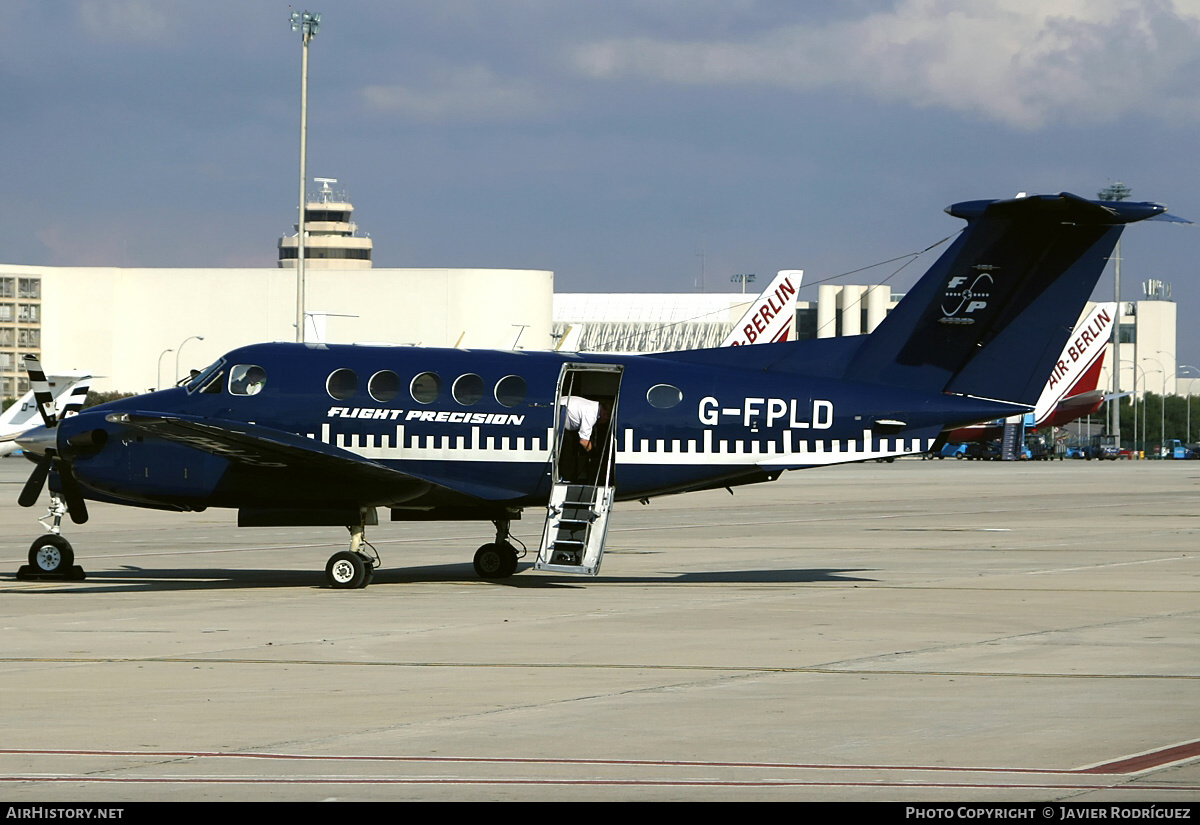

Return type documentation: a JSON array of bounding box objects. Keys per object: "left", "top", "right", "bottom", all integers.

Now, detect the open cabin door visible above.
[{"left": 534, "top": 363, "right": 623, "bottom": 576}]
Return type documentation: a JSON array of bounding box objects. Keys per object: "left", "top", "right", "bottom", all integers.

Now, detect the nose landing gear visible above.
[{"left": 17, "top": 495, "right": 86, "bottom": 581}]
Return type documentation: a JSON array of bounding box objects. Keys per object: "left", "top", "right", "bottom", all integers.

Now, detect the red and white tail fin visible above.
[
  {"left": 1032, "top": 302, "right": 1116, "bottom": 428},
  {"left": 720, "top": 270, "right": 801, "bottom": 347}
]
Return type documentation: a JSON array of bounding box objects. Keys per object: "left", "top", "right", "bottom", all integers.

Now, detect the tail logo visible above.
[{"left": 939, "top": 272, "right": 994, "bottom": 325}]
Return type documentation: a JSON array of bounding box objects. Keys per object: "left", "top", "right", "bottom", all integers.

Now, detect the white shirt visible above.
[{"left": 560, "top": 396, "right": 601, "bottom": 441}]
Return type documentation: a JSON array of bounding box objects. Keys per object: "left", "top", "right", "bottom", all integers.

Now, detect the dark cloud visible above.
[{"left": 2, "top": 1, "right": 1197, "bottom": 357}]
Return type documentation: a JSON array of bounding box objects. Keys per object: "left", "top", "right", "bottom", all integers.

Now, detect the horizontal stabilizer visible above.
[{"left": 839, "top": 193, "right": 1168, "bottom": 406}]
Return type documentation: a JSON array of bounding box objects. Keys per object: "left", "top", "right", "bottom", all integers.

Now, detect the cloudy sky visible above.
[{"left": 3, "top": 1, "right": 1198, "bottom": 359}]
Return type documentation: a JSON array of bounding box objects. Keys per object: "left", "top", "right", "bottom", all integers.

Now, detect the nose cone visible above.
[{"left": 15, "top": 423, "right": 58, "bottom": 457}]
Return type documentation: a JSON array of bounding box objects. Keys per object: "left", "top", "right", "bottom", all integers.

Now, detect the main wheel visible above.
[
  {"left": 326, "top": 551, "right": 368, "bottom": 589},
  {"left": 474, "top": 542, "right": 518, "bottom": 580},
  {"left": 29, "top": 535, "right": 74, "bottom": 574}
]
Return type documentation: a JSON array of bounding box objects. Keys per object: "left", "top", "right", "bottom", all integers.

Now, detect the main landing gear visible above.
[
  {"left": 321, "top": 511, "right": 525, "bottom": 589},
  {"left": 473, "top": 518, "right": 523, "bottom": 580},
  {"left": 324, "top": 513, "right": 520, "bottom": 582},
  {"left": 325, "top": 518, "right": 379, "bottom": 589},
  {"left": 17, "top": 495, "right": 86, "bottom": 581}
]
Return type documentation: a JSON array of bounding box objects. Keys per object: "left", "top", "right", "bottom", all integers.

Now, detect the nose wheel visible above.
[
  {"left": 29, "top": 534, "right": 74, "bottom": 573},
  {"left": 17, "top": 496, "right": 86, "bottom": 580}
]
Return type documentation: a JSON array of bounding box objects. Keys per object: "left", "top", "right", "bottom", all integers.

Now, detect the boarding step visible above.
[{"left": 535, "top": 483, "right": 615, "bottom": 576}]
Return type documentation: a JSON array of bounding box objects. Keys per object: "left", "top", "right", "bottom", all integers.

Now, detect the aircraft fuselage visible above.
[{"left": 54, "top": 342, "right": 1015, "bottom": 514}]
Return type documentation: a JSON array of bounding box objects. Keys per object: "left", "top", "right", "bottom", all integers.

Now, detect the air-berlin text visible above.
[
  {"left": 730, "top": 276, "right": 797, "bottom": 345},
  {"left": 1047, "top": 307, "right": 1112, "bottom": 389}
]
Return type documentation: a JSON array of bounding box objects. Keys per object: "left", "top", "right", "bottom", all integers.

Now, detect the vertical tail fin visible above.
[
  {"left": 720, "top": 270, "right": 802, "bottom": 346},
  {"left": 1031, "top": 302, "right": 1115, "bottom": 426},
  {"left": 842, "top": 193, "right": 1169, "bottom": 406}
]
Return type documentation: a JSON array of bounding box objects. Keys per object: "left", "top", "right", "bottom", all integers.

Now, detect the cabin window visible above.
[
  {"left": 326, "top": 368, "right": 357, "bottom": 400},
  {"left": 646, "top": 384, "right": 683, "bottom": 409},
  {"left": 368, "top": 370, "right": 400, "bottom": 403},
  {"left": 410, "top": 372, "right": 441, "bottom": 404},
  {"left": 452, "top": 373, "right": 484, "bottom": 406},
  {"left": 494, "top": 375, "right": 526, "bottom": 408},
  {"left": 229, "top": 364, "right": 267, "bottom": 396}
]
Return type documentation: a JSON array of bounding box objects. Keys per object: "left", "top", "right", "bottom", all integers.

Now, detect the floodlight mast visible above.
[
  {"left": 291, "top": 10, "right": 321, "bottom": 343},
  {"left": 731, "top": 273, "right": 756, "bottom": 294},
  {"left": 1098, "top": 181, "right": 1131, "bottom": 443}
]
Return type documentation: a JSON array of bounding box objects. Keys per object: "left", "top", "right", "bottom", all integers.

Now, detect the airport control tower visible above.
[{"left": 277, "top": 178, "right": 373, "bottom": 269}]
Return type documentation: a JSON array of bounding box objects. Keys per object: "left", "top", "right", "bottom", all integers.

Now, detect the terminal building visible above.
[
  {"left": 552, "top": 283, "right": 902, "bottom": 353},
  {"left": 277, "top": 178, "right": 373, "bottom": 269},
  {"left": 1097, "top": 288, "right": 1181, "bottom": 398}
]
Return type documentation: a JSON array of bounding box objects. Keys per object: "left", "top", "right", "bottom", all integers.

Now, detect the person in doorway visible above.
[{"left": 559, "top": 396, "right": 610, "bottom": 483}]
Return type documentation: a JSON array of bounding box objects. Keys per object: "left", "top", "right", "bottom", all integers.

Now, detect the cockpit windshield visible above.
[{"left": 185, "top": 358, "right": 226, "bottom": 394}]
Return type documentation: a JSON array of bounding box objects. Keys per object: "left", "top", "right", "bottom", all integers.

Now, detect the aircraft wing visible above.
[
  {"left": 102, "top": 411, "right": 530, "bottom": 503},
  {"left": 105, "top": 411, "right": 427, "bottom": 487}
]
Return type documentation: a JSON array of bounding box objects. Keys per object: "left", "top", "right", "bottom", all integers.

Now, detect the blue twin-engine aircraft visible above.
[{"left": 11, "top": 193, "right": 1178, "bottom": 587}]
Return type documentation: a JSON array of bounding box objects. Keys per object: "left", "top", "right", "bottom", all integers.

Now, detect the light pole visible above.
[
  {"left": 175, "top": 335, "right": 204, "bottom": 384},
  {"left": 1143, "top": 367, "right": 1161, "bottom": 456},
  {"left": 1125, "top": 360, "right": 1147, "bottom": 454},
  {"left": 1179, "top": 364, "right": 1200, "bottom": 443},
  {"left": 291, "top": 10, "right": 321, "bottom": 343},
  {"left": 156, "top": 349, "right": 174, "bottom": 392},
  {"left": 1147, "top": 355, "right": 1168, "bottom": 453},
  {"left": 1099, "top": 181, "right": 1131, "bottom": 440},
  {"left": 1154, "top": 350, "right": 1176, "bottom": 449}
]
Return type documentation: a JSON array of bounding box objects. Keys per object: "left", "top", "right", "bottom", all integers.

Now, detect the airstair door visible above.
[{"left": 534, "top": 363, "right": 622, "bottom": 576}]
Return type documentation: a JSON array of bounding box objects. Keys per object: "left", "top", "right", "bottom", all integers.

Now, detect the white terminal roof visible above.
[{"left": 554, "top": 293, "right": 752, "bottom": 325}]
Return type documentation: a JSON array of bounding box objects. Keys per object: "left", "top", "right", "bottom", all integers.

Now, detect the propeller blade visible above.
[
  {"left": 23, "top": 355, "right": 57, "bottom": 429},
  {"left": 18, "top": 454, "right": 53, "bottom": 508},
  {"left": 57, "top": 463, "right": 90, "bottom": 525}
]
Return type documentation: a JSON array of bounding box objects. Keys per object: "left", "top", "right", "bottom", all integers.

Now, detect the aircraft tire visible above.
[
  {"left": 326, "top": 551, "right": 368, "bottom": 589},
  {"left": 499, "top": 542, "right": 519, "bottom": 577},
  {"left": 474, "top": 543, "right": 517, "bottom": 580},
  {"left": 29, "top": 535, "right": 74, "bottom": 574}
]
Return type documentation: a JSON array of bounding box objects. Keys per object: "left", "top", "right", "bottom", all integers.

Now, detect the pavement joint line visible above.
[
  {"left": 2, "top": 743, "right": 1197, "bottom": 775},
  {"left": 0, "top": 777, "right": 1195, "bottom": 790},
  {"left": 0, "top": 656, "right": 1196, "bottom": 679}
]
